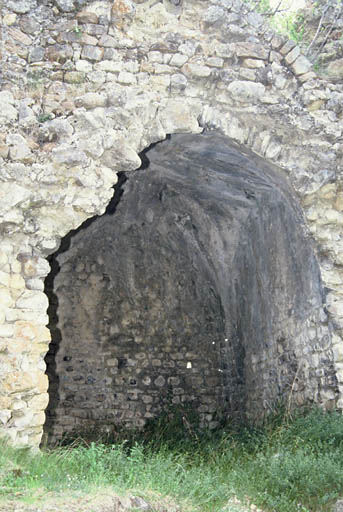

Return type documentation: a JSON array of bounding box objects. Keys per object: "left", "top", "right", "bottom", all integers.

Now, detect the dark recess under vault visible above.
[{"left": 44, "top": 132, "right": 333, "bottom": 441}]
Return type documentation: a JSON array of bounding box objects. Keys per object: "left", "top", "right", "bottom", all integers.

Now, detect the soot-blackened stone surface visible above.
[{"left": 45, "top": 133, "right": 330, "bottom": 439}]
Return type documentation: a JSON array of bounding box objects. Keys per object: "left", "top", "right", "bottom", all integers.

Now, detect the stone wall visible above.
[{"left": 0, "top": 0, "right": 343, "bottom": 446}]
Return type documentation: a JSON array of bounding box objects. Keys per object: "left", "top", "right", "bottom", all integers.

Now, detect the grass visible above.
[{"left": 1, "top": 408, "right": 343, "bottom": 511}]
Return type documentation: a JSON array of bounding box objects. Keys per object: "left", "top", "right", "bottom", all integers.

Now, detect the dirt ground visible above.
[
  {"left": 0, "top": 489, "right": 180, "bottom": 512},
  {"left": 0, "top": 489, "right": 263, "bottom": 512}
]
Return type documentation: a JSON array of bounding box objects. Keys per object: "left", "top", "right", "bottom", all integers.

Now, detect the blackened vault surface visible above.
[{"left": 44, "top": 133, "right": 335, "bottom": 440}]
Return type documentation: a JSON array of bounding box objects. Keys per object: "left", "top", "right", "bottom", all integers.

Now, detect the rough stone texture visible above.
[
  {"left": 44, "top": 134, "right": 336, "bottom": 440},
  {"left": 0, "top": 0, "right": 343, "bottom": 446}
]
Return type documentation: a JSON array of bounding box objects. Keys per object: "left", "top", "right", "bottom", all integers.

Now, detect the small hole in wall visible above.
[
  {"left": 118, "top": 358, "right": 127, "bottom": 369},
  {"left": 187, "top": 361, "right": 192, "bottom": 369}
]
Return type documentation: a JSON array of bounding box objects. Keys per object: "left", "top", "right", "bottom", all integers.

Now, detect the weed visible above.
[
  {"left": 73, "top": 25, "right": 82, "bottom": 38},
  {"left": 2, "top": 409, "right": 343, "bottom": 511},
  {"left": 38, "top": 113, "right": 53, "bottom": 123},
  {"left": 26, "top": 70, "right": 46, "bottom": 90}
]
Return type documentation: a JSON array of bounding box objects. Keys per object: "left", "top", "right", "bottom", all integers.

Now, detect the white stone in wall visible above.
[
  {"left": 159, "top": 99, "right": 202, "bottom": 134},
  {"left": 227, "top": 80, "right": 265, "bottom": 103},
  {"left": 291, "top": 55, "right": 312, "bottom": 76},
  {"left": 16, "top": 291, "right": 49, "bottom": 311}
]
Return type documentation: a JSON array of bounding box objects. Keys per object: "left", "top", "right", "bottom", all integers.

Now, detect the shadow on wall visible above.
[{"left": 43, "top": 132, "right": 335, "bottom": 443}]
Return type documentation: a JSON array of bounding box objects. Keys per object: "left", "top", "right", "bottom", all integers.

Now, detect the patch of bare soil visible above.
[
  {"left": 0, "top": 490, "right": 265, "bottom": 512},
  {"left": 0, "top": 489, "right": 181, "bottom": 512}
]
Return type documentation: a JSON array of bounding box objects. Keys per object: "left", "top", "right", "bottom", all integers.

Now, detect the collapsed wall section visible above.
[{"left": 44, "top": 133, "right": 337, "bottom": 441}]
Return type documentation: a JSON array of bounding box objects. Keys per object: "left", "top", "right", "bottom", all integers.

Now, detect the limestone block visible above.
[
  {"left": 0, "top": 252, "right": 8, "bottom": 269},
  {"left": 98, "top": 34, "right": 117, "bottom": 47},
  {"left": 265, "top": 140, "right": 282, "bottom": 160},
  {"left": 333, "top": 342, "right": 343, "bottom": 363},
  {"left": 82, "top": 45, "right": 104, "bottom": 62},
  {"left": 152, "top": 64, "right": 171, "bottom": 74},
  {"left": 12, "top": 400, "right": 26, "bottom": 411},
  {"left": 10, "top": 259, "right": 22, "bottom": 274},
  {"left": 55, "top": 0, "right": 75, "bottom": 12},
  {"left": 12, "top": 410, "right": 34, "bottom": 429},
  {"left": 170, "top": 73, "right": 188, "bottom": 92},
  {"left": 159, "top": 100, "right": 202, "bottom": 134},
  {"left": 227, "top": 80, "right": 265, "bottom": 103},
  {"left": 98, "top": 166, "right": 118, "bottom": 187},
  {"left": 280, "top": 39, "right": 296, "bottom": 56},
  {"left": 0, "top": 324, "right": 14, "bottom": 337},
  {"left": 239, "top": 68, "right": 257, "bottom": 81},
  {"left": 0, "top": 272, "right": 10, "bottom": 287},
  {"left": 0, "top": 100, "right": 18, "bottom": 124},
  {"left": 0, "top": 90, "right": 14, "bottom": 105},
  {"left": 75, "top": 93, "right": 107, "bottom": 109},
  {"left": 202, "top": 6, "right": 226, "bottom": 26},
  {"left": 285, "top": 46, "right": 300, "bottom": 65},
  {"left": 182, "top": 63, "right": 211, "bottom": 78},
  {"left": 52, "top": 145, "right": 88, "bottom": 167},
  {"left": 0, "top": 288, "right": 14, "bottom": 308},
  {"left": 232, "top": 42, "right": 269, "bottom": 60},
  {"left": 3, "top": 14, "right": 17, "bottom": 26},
  {"left": 298, "top": 71, "right": 317, "bottom": 83},
  {"left": 8, "top": 28, "right": 33, "bottom": 46},
  {"left": 327, "top": 59, "right": 343, "bottom": 80},
  {"left": 32, "top": 371, "right": 48, "bottom": 393},
  {"left": 101, "top": 140, "right": 141, "bottom": 172},
  {"left": 75, "top": 60, "right": 93, "bottom": 73},
  {"left": 0, "top": 410, "right": 11, "bottom": 425},
  {"left": 0, "top": 396, "right": 11, "bottom": 410},
  {"left": 22, "top": 257, "right": 50, "bottom": 279},
  {"left": 206, "top": 56, "right": 224, "bottom": 68},
  {"left": 3, "top": 371, "right": 34, "bottom": 393},
  {"left": 150, "top": 75, "right": 171, "bottom": 89},
  {"left": 19, "top": 15, "right": 40, "bottom": 35},
  {"left": 170, "top": 53, "right": 188, "bottom": 67},
  {"left": 291, "top": 56, "right": 312, "bottom": 76},
  {"left": 18, "top": 103, "right": 38, "bottom": 130},
  {"left": 31, "top": 411, "right": 46, "bottom": 427},
  {"left": 41, "top": 119, "right": 74, "bottom": 143},
  {"left": 7, "top": 338, "right": 31, "bottom": 353},
  {"left": 269, "top": 51, "right": 282, "bottom": 63},
  {"left": 16, "top": 291, "right": 49, "bottom": 311},
  {"left": 243, "top": 58, "right": 265, "bottom": 69},
  {"left": 148, "top": 51, "right": 163, "bottom": 63},
  {"left": 80, "top": 134, "right": 104, "bottom": 159},
  {"left": 271, "top": 34, "right": 284, "bottom": 50},
  {"left": 117, "top": 71, "right": 137, "bottom": 85},
  {"left": 28, "top": 46, "right": 45, "bottom": 63},
  {"left": 14, "top": 321, "right": 49, "bottom": 343},
  {"left": 8, "top": 140, "right": 32, "bottom": 163},
  {"left": 0, "top": 144, "right": 9, "bottom": 159},
  {"left": 28, "top": 393, "right": 49, "bottom": 411},
  {"left": 64, "top": 71, "right": 86, "bottom": 84},
  {"left": 30, "top": 342, "right": 50, "bottom": 358},
  {"left": 76, "top": 10, "right": 99, "bottom": 24},
  {"left": 111, "top": 0, "right": 136, "bottom": 28}
]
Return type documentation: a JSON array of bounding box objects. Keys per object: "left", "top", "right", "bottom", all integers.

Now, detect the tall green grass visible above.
[{"left": 1, "top": 409, "right": 343, "bottom": 511}]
